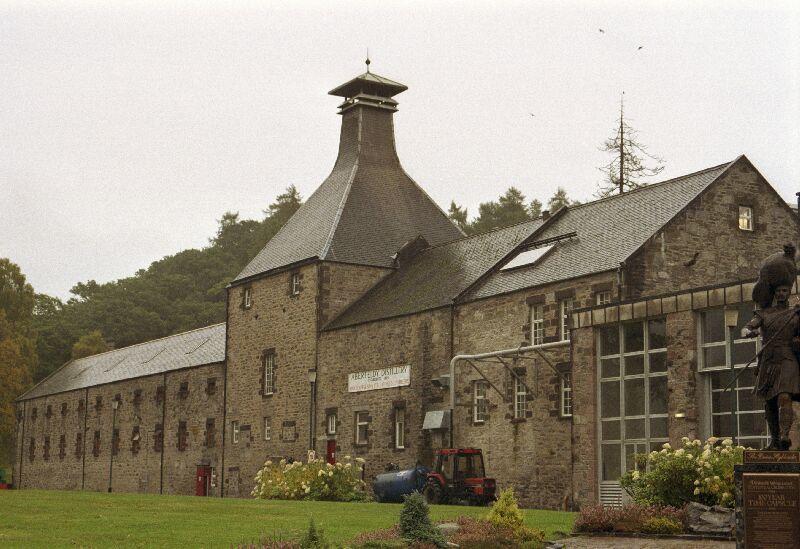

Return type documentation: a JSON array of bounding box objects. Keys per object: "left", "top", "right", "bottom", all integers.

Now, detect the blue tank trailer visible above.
[{"left": 372, "top": 448, "right": 497, "bottom": 506}]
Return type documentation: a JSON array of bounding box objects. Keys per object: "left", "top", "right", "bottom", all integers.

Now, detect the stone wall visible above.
[
  {"left": 14, "top": 363, "right": 223, "bottom": 495},
  {"left": 626, "top": 159, "right": 799, "bottom": 298},
  {"left": 453, "top": 272, "right": 615, "bottom": 509},
  {"left": 317, "top": 308, "right": 452, "bottom": 483}
]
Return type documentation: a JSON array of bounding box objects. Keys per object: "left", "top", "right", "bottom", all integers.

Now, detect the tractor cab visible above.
[{"left": 423, "top": 448, "right": 496, "bottom": 505}]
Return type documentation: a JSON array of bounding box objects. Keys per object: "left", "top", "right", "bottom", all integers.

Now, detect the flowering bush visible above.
[
  {"left": 620, "top": 437, "right": 745, "bottom": 508},
  {"left": 252, "top": 455, "right": 367, "bottom": 501},
  {"left": 573, "top": 504, "right": 686, "bottom": 534}
]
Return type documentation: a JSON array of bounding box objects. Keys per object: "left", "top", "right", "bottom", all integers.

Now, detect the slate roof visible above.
[
  {"left": 326, "top": 160, "right": 734, "bottom": 328},
  {"left": 234, "top": 71, "right": 463, "bottom": 283},
  {"left": 18, "top": 323, "right": 226, "bottom": 401},
  {"left": 466, "top": 161, "right": 733, "bottom": 300},
  {"left": 329, "top": 71, "right": 408, "bottom": 98},
  {"left": 325, "top": 219, "right": 544, "bottom": 329}
]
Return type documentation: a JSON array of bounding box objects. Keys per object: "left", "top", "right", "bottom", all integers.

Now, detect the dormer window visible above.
[{"left": 738, "top": 206, "right": 753, "bottom": 231}]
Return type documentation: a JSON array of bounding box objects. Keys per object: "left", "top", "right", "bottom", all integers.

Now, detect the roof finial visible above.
[{"left": 365, "top": 49, "right": 371, "bottom": 73}]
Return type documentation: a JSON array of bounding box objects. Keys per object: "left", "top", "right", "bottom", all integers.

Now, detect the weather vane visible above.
[{"left": 365, "top": 48, "right": 371, "bottom": 72}]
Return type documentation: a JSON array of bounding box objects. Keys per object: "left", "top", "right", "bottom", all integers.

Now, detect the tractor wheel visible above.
[{"left": 423, "top": 483, "right": 443, "bottom": 505}]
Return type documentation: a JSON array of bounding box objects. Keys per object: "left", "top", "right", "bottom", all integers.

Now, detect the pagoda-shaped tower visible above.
[{"left": 222, "top": 67, "right": 462, "bottom": 496}]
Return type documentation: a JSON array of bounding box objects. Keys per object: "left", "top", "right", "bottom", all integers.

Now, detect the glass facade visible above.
[
  {"left": 699, "top": 303, "right": 768, "bottom": 447},
  {"left": 598, "top": 319, "right": 668, "bottom": 481}
]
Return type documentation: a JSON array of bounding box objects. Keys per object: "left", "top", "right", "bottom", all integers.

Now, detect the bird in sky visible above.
[
  {"left": 529, "top": 113, "right": 535, "bottom": 117},
  {"left": 599, "top": 28, "right": 605, "bottom": 33},
  {"left": 638, "top": 46, "right": 644, "bottom": 50}
]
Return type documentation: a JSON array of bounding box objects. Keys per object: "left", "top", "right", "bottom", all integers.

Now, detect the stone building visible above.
[{"left": 13, "top": 68, "right": 800, "bottom": 508}]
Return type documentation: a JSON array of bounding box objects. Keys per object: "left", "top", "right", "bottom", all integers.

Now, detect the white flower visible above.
[
  {"left": 355, "top": 457, "right": 365, "bottom": 464},
  {"left": 304, "top": 487, "right": 311, "bottom": 494},
  {"left": 675, "top": 449, "right": 685, "bottom": 456},
  {"left": 722, "top": 438, "right": 733, "bottom": 446},
  {"left": 694, "top": 480, "right": 700, "bottom": 486},
  {"left": 707, "top": 436, "right": 718, "bottom": 444},
  {"left": 694, "top": 488, "right": 700, "bottom": 495},
  {"left": 662, "top": 442, "right": 672, "bottom": 450},
  {"left": 632, "top": 470, "right": 640, "bottom": 480}
]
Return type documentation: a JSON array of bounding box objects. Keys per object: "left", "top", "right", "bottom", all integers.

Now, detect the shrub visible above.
[
  {"left": 574, "top": 504, "right": 686, "bottom": 534},
  {"left": 485, "top": 488, "right": 545, "bottom": 545},
  {"left": 252, "top": 455, "right": 366, "bottom": 501},
  {"left": 399, "top": 492, "right": 446, "bottom": 547},
  {"left": 620, "top": 436, "right": 745, "bottom": 508},
  {"left": 640, "top": 517, "right": 683, "bottom": 535},
  {"left": 299, "top": 518, "right": 329, "bottom": 549}
]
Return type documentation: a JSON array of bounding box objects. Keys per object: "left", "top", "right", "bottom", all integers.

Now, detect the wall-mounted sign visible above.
[{"left": 348, "top": 365, "right": 410, "bottom": 392}]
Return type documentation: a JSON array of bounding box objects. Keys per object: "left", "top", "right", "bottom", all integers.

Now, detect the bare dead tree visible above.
[{"left": 597, "top": 94, "right": 664, "bottom": 197}]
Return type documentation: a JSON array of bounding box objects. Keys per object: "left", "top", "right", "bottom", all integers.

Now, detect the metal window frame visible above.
[{"left": 596, "top": 319, "right": 669, "bottom": 490}]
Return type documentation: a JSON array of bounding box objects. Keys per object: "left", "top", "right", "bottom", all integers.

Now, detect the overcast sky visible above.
[{"left": 2, "top": 1, "right": 799, "bottom": 299}]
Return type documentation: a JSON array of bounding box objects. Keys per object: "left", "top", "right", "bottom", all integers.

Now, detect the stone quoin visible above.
[{"left": 13, "top": 67, "right": 800, "bottom": 509}]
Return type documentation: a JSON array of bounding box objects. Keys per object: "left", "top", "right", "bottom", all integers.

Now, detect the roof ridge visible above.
[
  {"left": 70, "top": 323, "right": 226, "bottom": 363},
  {"left": 568, "top": 160, "right": 735, "bottom": 211},
  {"left": 417, "top": 217, "right": 543, "bottom": 254}
]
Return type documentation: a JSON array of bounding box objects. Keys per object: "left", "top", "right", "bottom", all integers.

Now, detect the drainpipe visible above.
[
  {"left": 18, "top": 401, "right": 26, "bottom": 489},
  {"left": 108, "top": 398, "right": 119, "bottom": 492},
  {"left": 616, "top": 262, "right": 626, "bottom": 301},
  {"left": 81, "top": 388, "right": 88, "bottom": 490},
  {"left": 308, "top": 369, "right": 317, "bottom": 452}
]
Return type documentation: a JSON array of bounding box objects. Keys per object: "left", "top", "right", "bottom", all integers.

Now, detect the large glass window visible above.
[
  {"left": 700, "top": 303, "right": 767, "bottom": 448},
  {"left": 598, "top": 319, "right": 669, "bottom": 481}
]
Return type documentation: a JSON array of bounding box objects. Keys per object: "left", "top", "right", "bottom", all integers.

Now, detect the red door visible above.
[
  {"left": 196, "top": 465, "right": 211, "bottom": 496},
  {"left": 326, "top": 440, "right": 336, "bottom": 464}
]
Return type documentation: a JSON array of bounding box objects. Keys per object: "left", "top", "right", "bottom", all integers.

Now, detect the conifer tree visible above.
[{"left": 598, "top": 94, "right": 664, "bottom": 197}]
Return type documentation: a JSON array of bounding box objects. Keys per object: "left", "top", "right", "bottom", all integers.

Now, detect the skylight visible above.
[{"left": 501, "top": 245, "right": 555, "bottom": 271}]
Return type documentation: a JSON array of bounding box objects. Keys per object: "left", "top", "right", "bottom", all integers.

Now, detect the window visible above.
[
  {"left": 700, "top": 303, "right": 767, "bottom": 448},
  {"left": 738, "top": 206, "right": 753, "bottom": 231},
  {"left": 29, "top": 438, "right": 35, "bottom": 462},
  {"left": 60, "top": 402, "right": 68, "bottom": 416},
  {"left": 598, "top": 319, "right": 669, "bottom": 482},
  {"left": 95, "top": 396, "right": 103, "bottom": 411},
  {"left": 244, "top": 287, "right": 252, "bottom": 309},
  {"left": 263, "top": 352, "right": 275, "bottom": 395},
  {"left": 231, "top": 421, "right": 240, "bottom": 444},
  {"left": 291, "top": 273, "right": 301, "bottom": 296},
  {"left": 596, "top": 291, "right": 612, "bottom": 306},
  {"left": 75, "top": 432, "right": 83, "bottom": 458},
  {"left": 205, "top": 418, "right": 216, "bottom": 448},
  {"left": 133, "top": 389, "right": 142, "bottom": 406},
  {"left": 177, "top": 421, "right": 188, "bottom": 451},
  {"left": 561, "top": 373, "right": 573, "bottom": 417},
  {"left": 263, "top": 417, "right": 271, "bottom": 441},
  {"left": 46, "top": 404, "right": 52, "bottom": 418},
  {"left": 473, "top": 381, "right": 488, "bottom": 423},
  {"left": 514, "top": 377, "right": 527, "bottom": 419},
  {"left": 131, "top": 425, "right": 141, "bottom": 454},
  {"left": 92, "top": 431, "right": 101, "bottom": 457},
  {"left": 206, "top": 377, "right": 217, "bottom": 396},
  {"left": 178, "top": 382, "right": 189, "bottom": 399},
  {"left": 59, "top": 434, "right": 66, "bottom": 460},
  {"left": 155, "top": 386, "right": 165, "bottom": 405},
  {"left": 394, "top": 408, "right": 405, "bottom": 449},
  {"left": 355, "top": 411, "right": 369, "bottom": 445},
  {"left": 530, "top": 304, "right": 544, "bottom": 346},
  {"left": 112, "top": 428, "right": 120, "bottom": 455},
  {"left": 501, "top": 245, "right": 555, "bottom": 271},
  {"left": 326, "top": 413, "right": 337, "bottom": 435},
  {"left": 77, "top": 399, "right": 85, "bottom": 414},
  {"left": 281, "top": 423, "right": 297, "bottom": 441},
  {"left": 31, "top": 407, "right": 37, "bottom": 420},
  {"left": 43, "top": 436, "right": 51, "bottom": 461},
  {"left": 560, "top": 298, "right": 575, "bottom": 341},
  {"left": 153, "top": 424, "right": 164, "bottom": 453}
]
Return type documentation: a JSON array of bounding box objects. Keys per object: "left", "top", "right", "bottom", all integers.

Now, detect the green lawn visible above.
[{"left": 0, "top": 490, "right": 575, "bottom": 547}]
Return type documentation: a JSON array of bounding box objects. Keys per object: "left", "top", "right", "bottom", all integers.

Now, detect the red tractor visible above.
[{"left": 422, "top": 448, "right": 496, "bottom": 506}]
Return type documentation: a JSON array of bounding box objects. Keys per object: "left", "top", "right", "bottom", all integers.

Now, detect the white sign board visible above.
[{"left": 348, "top": 365, "right": 410, "bottom": 393}]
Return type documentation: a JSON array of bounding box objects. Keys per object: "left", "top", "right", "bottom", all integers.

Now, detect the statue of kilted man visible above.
[{"left": 742, "top": 243, "right": 800, "bottom": 450}]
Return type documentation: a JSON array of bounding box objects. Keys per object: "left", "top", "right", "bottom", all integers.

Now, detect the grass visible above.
[{"left": 0, "top": 489, "right": 575, "bottom": 547}]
